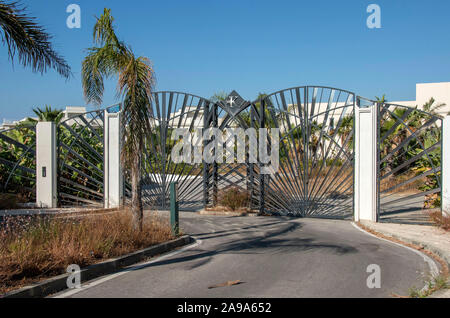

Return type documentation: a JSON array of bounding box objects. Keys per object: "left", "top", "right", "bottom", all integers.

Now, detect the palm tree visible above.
[
  {"left": 0, "top": 1, "right": 70, "bottom": 77},
  {"left": 32, "top": 105, "right": 63, "bottom": 123},
  {"left": 210, "top": 91, "right": 228, "bottom": 103},
  {"left": 422, "top": 97, "right": 448, "bottom": 117},
  {"left": 82, "top": 8, "right": 155, "bottom": 231}
]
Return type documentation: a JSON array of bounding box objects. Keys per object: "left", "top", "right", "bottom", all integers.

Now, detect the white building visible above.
[
  {"left": 391, "top": 82, "right": 450, "bottom": 117},
  {"left": 1, "top": 106, "right": 88, "bottom": 130}
]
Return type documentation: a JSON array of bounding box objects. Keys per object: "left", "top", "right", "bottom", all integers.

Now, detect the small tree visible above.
[{"left": 82, "top": 9, "right": 155, "bottom": 231}]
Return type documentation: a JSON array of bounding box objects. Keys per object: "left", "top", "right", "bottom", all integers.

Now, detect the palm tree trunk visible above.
[{"left": 131, "top": 144, "right": 143, "bottom": 232}]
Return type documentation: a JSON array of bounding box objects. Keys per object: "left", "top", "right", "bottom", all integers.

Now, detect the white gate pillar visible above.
[
  {"left": 36, "top": 122, "right": 57, "bottom": 208},
  {"left": 104, "top": 110, "right": 123, "bottom": 209},
  {"left": 442, "top": 116, "right": 450, "bottom": 217},
  {"left": 354, "top": 99, "right": 378, "bottom": 222}
]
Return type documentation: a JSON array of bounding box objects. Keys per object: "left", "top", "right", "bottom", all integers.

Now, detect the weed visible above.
[{"left": 0, "top": 210, "right": 173, "bottom": 294}]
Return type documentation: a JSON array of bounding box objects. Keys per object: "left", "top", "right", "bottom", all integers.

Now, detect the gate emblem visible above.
[{"left": 222, "top": 90, "right": 247, "bottom": 116}]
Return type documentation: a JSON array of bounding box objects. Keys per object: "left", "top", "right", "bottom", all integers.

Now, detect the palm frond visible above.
[
  {"left": 423, "top": 97, "right": 446, "bottom": 115},
  {"left": 32, "top": 105, "right": 63, "bottom": 122},
  {"left": 0, "top": 1, "right": 71, "bottom": 78}
]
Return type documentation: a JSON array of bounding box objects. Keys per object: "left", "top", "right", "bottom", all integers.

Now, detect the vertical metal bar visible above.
[
  {"left": 304, "top": 86, "right": 309, "bottom": 216},
  {"left": 249, "top": 104, "right": 255, "bottom": 210},
  {"left": 259, "top": 99, "right": 266, "bottom": 215},
  {"left": 161, "top": 93, "right": 167, "bottom": 209},
  {"left": 203, "top": 103, "right": 210, "bottom": 208},
  {"left": 213, "top": 103, "right": 218, "bottom": 206},
  {"left": 56, "top": 124, "right": 61, "bottom": 207},
  {"left": 170, "top": 182, "right": 179, "bottom": 236},
  {"left": 376, "top": 101, "right": 381, "bottom": 222}
]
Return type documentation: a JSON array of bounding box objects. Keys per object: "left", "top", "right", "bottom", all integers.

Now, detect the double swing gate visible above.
[
  {"left": 138, "top": 86, "right": 356, "bottom": 219},
  {"left": 0, "top": 85, "right": 442, "bottom": 221}
]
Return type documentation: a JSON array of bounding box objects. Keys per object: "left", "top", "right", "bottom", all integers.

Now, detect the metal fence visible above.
[
  {"left": 1, "top": 86, "right": 444, "bottom": 222},
  {"left": 0, "top": 123, "right": 37, "bottom": 203},
  {"left": 57, "top": 104, "right": 120, "bottom": 207},
  {"left": 377, "top": 102, "right": 442, "bottom": 223}
]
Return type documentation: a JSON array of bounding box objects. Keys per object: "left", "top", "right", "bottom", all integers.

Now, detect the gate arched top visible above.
[
  {"left": 261, "top": 86, "right": 355, "bottom": 120},
  {"left": 146, "top": 91, "right": 217, "bottom": 132},
  {"left": 263, "top": 85, "right": 356, "bottom": 100},
  {"left": 151, "top": 90, "right": 213, "bottom": 103}
]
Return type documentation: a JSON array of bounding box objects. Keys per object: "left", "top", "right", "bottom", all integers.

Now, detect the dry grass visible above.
[
  {"left": 0, "top": 210, "right": 174, "bottom": 294},
  {"left": 428, "top": 211, "right": 450, "bottom": 231},
  {"left": 380, "top": 173, "right": 424, "bottom": 194},
  {"left": 273, "top": 166, "right": 353, "bottom": 197}
]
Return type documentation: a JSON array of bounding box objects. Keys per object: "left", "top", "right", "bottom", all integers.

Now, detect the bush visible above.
[
  {"left": 219, "top": 187, "right": 249, "bottom": 211},
  {"left": 0, "top": 193, "right": 18, "bottom": 210}
]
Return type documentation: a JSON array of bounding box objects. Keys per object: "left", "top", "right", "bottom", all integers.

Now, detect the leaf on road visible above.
[{"left": 208, "top": 280, "right": 243, "bottom": 289}]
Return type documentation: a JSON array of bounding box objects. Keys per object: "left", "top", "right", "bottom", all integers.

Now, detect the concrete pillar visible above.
[
  {"left": 442, "top": 116, "right": 450, "bottom": 217},
  {"left": 36, "top": 122, "right": 57, "bottom": 208},
  {"left": 354, "top": 100, "right": 378, "bottom": 222},
  {"left": 104, "top": 111, "right": 123, "bottom": 209}
]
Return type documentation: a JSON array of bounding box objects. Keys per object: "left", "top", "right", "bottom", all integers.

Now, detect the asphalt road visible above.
[{"left": 54, "top": 213, "right": 435, "bottom": 298}]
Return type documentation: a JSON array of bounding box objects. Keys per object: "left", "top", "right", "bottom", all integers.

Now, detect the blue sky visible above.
[{"left": 1, "top": 0, "right": 450, "bottom": 121}]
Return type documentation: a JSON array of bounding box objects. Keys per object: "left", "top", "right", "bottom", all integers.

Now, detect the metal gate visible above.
[
  {"left": 137, "top": 86, "right": 355, "bottom": 218},
  {"left": 57, "top": 104, "right": 120, "bottom": 207},
  {"left": 262, "top": 87, "right": 355, "bottom": 218},
  {"left": 377, "top": 102, "right": 442, "bottom": 223},
  {"left": 137, "top": 92, "right": 212, "bottom": 211}
]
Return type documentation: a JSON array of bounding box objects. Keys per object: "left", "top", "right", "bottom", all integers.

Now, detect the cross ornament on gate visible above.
[
  {"left": 226, "top": 95, "right": 238, "bottom": 107},
  {"left": 223, "top": 90, "right": 246, "bottom": 116}
]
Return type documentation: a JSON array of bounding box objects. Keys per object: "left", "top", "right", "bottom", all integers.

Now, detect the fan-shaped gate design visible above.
[
  {"left": 135, "top": 86, "right": 355, "bottom": 218},
  {"left": 28, "top": 85, "right": 439, "bottom": 221}
]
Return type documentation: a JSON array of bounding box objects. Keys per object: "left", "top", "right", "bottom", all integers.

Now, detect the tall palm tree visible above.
[
  {"left": 0, "top": 1, "right": 70, "bottom": 77},
  {"left": 82, "top": 8, "right": 155, "bottom": 231}
]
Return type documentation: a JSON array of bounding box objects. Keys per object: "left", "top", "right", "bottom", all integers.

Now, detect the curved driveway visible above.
[{"left": 56, "top": 213, "right": 435, "bottom": 298}]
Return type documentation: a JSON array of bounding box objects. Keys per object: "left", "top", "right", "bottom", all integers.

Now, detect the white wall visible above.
[{"left": 391, "top": 82, "right": 450, "bottom": 117}]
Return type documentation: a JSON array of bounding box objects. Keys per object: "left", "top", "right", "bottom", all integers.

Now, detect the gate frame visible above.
[
  {"left": 27, "top": 85, "right": 448, "bottom": 222},
  {"left": 375, "top": 100, "right": 444, "bottom": 221}
]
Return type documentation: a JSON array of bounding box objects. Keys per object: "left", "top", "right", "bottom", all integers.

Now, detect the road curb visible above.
[
  {"left": 1, "top": 235, "right": 194, "bottom": 299},
  {"left": 359, "top": 221, "right": 450, "bottom": 268},
  {"left": 352, "top": 222, "right": 450, "bottom": 297}
]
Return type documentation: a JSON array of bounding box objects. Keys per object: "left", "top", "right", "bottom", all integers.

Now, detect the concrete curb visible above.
[
  {"left": 1, "top": 235, "right": 194, "bottom": 299},
  {"left": 198, "top": 209, "right": 259, "bottom": 217},
  {"left": 357, "top": 221, "right": 450, "bottom": 298},
  {"left": 360, "top": 221, "right": 450, "bottom": 267}
]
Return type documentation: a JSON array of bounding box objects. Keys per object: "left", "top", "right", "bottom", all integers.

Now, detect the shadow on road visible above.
[{"left": 133, "top": 217, "right": 359, "bottom": 272}]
